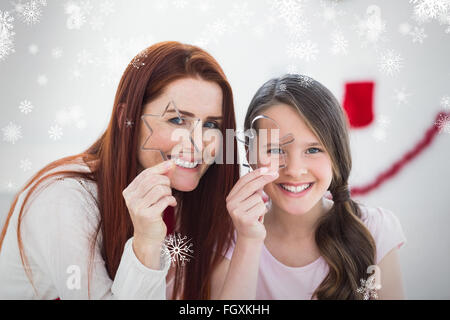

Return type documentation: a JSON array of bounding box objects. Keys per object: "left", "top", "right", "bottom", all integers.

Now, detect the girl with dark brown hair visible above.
[
  {"left": 0, "top": 41, "right": 239, "bottom": 299},
  {"left": 211, "top": 74, "right": 407, "bottom": 300}
]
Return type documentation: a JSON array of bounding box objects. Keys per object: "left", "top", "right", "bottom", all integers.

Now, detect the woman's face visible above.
[
  {"left": 138, "top": 77, "right": 223, "bottom": 192},
  {"left": 255, "top": 103, "right": 334, "bottom": 215}
]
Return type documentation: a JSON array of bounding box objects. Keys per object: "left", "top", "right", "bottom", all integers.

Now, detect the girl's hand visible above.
[
  {"left": 122, "top": 160, "right": 176, "bottom": 250},
  {"left": 226, "top": 167, "right": 279, "bottom": 242}
]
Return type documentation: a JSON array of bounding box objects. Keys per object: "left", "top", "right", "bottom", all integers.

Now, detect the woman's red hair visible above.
[{"left": 0, "top": 41, "right": 240, "bottom": 299}]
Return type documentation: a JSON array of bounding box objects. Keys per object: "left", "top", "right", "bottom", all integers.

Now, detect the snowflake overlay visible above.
[
  {"left": 163, "top": 233, "right": 194, "bottom": 267},
  {"left": 356, "top": 274, "right": 379, "bottom": 300},
  {"left": 0, "top": 10, "right": 15, "bottom": 61},
  {"left": 19, "top": 100, "right": 33, "bottom": 114},
  {"left": 2, "top": 121, "right": 22, "bottom": 144},
  {"left": 378, "top": 49, "right": 404, "bottom": 76},
  {"left": 435, "top": 113, "right": 450, "bottom": 134}
]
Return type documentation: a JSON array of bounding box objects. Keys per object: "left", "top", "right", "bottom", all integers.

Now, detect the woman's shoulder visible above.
[
  {"left": 17, "top": 160, "right": 100, "bottom": 226},
  {"left": 356, "top": 203, "right": 407, "bottom": 264}
]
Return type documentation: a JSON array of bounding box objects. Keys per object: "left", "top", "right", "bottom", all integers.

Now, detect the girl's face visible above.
[
  {"left": 138, "top": 77, "right": 223, "bottom": 192},
  {"left": 257, "top": 103, "right": 334, "bottom": 216}
]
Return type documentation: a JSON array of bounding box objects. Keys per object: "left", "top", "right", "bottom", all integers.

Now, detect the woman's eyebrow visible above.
[{"left": 166, "top": 109, "right": 223, "bottom": 120}]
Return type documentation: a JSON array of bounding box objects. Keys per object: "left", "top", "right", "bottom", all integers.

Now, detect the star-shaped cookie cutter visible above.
[{"left": 141, "top": 100, "right": 202, "bottom": 163}]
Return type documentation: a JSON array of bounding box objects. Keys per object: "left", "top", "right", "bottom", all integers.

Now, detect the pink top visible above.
[{"left": 222, "top": 204, "right": 407, "bottom": 300}]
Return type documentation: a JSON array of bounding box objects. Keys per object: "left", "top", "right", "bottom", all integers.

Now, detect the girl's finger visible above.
[
  {"left": 233, "top": 173, "right": 278, "bottom": 204},
  {"left": 227, "top": 167, "right": 277, "bottom": 200},
  {"left": 239, "top": 193, "right": 264, "bottom": 212}
]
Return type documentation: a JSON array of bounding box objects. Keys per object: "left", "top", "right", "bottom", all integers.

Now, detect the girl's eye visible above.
[
  {"left": 204, "top": 121, "right": 220, "bottom": 129},
  {"left": 169, "top": 117, "right": 185, "bottom": 125},
  {"left": 268, "top": 148, "right": 284, "bottom": 155},
  {"left": 306, "top": 147, "right": 321, "bottom": 154}
]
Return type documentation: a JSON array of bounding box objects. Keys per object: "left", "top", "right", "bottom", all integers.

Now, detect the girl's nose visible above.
[{"left": 283, "top": 155, "right": 309, "bottom": 179}]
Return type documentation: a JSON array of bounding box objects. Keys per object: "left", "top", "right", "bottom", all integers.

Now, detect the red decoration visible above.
[
  {"left": 343, "top": 81, "right": 375, "bottom": 128},
  {"left": 163, "top": 206, "right": 175, "bottom": 235},
  {"left": 350, "top": 111, "right": 449, "bottom": 196}
]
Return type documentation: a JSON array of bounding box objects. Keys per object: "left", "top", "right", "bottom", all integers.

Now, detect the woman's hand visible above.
[
  {"left": 122, "top": 160, "right": 176, "bottom": 269},
  {"left": 226, "top": 167, "right": 279, "bottom": 242}
]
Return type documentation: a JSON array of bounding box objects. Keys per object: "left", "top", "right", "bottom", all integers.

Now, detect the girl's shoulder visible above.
[{"left": 356, "top": 203, "right": 407, "bottom": 264}]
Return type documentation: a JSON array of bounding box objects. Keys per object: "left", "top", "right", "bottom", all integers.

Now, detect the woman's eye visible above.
[
  {"left": 169, "top": 117, "right": 185, "bottom": 125},
  {"left": 306, "top": 147, "right": 321, "bottom": 154},
  {"left": 204, "top": 121, "right": 220, "bottom": 129}
]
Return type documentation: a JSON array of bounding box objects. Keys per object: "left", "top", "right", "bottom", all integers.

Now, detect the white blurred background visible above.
[{"left": 0, "top": 0, "right": 449, "bottom": 299}]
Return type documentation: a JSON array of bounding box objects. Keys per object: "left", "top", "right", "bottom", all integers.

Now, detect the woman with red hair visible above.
[{"left": 0, "top": 41, "right": 239, "bottom": 299}]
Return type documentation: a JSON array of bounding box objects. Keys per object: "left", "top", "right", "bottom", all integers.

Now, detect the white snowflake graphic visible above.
[
  {"left": 51, "top": 47, "right": 63, "bottom": 59},
  {"left": 99, "top": 0, "right": 115, "bottom": 16},
  {"left": 19, "top": 159, "right": 32, "bottom": 171},
  {"left": 172, "top": 0, "right": 188, "bottom": 9},
  {"left": 0, "top": 30, "right": 15, "bottom": 62},
  {"left": 229, "top": 2, "right": 254, "bottom": 28},
  {"left": 297, "top": 74, "right": 314, "bottom": 88},
  {"left": 19, "top": 0, "right": 43, "bottom": 25},
  {"left": 287, "top": 40, "right": 318, "bottom": 62},
  {"left": 376, "top": 114, "right": 391, "bottom": 128},
  {"left": 372, "top": 127, "right": 387, "bottom": 142},
  {"left": 435, "top": 113, "right": 450, "bottom": 134},
  {"left": 394, "top": 87, "right": 412, "bottom": 105},
  {"left": 286, "top": 64, "right": 299, "bottom": 74},
  {"left": 398, "top": 22, "right": 412, "bottom": 35},
  {"left": 77, "top": 49, "right": 94, "bottom": 65},
  {"left": 315, "top": 0, "right": 346, "bottom": 26},
  {"left": 330, "top": 31, "right": 349, "bottom": 55},
  {"left": 270, "top": 0, "right": 306, "bottom": 27},
  {"left": 5, "top": 180, "right": 16, "bottom": 191},
  {"left": 0, "top": 10, "right": 15, "bottom": 61},
  {"left": 356, "top": 274, "right": 379, "bottom": 300},
  {"left": 19, "top": 100, "right": 33, "bottom": 114},
  {"left": 410, "top": 0, "right": 450, "bottom": 21},
  {"left": 279, "top": 83, "right": 287, "bottom": 91},
  {"left": 197, "top": 0, "right": 212, "bottom": 13},
  {"left": 48, "top": 124, "right": 63, "bottom": 140},
  {"left": 163, "top": 233, "right": 194, "bottom": 267},
  {"left": 355, "top": 5, "right": 387, "bottom": 48},
  {"left": 130, "top": 48, "right": 148, "bottom": 70},
  {"left": 65, "top": 1, "right": 87, "bottom": 30},
  {"left": 0, "top": 10, "right": 15, "bottom": 31},
  {"left": 378, "top": 49, "right": 404, "bottom": 76},
  {"left": 89, "top": 15, "right": 104, "bottom": 30},
  {"left": 28, "top": 43, "right": 38, "bottom": 54},
  {"left": 440, "top": 95, "right": 450, "bottom": 110},
  {"left": 2, "top": 121, "right": 22, "bottom": 144},
  {"left": 125, "top": 119, "right": 134, "bottom": 128},
  {"left": 37, "top": 74, "right": 48, "bottom": 86},
  {"left": 410, "top": 26, "right": 428, "bottom": 43}
]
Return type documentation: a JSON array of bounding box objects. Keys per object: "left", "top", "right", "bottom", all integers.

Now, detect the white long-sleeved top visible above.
[{"left": 0, "top": 162, "right": 170, "bottom": 299}]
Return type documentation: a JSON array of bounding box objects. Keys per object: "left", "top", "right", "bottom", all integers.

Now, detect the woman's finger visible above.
[
  {"left": 131, "top": 174, "right": 171, "bottom": 199},
  {"left": 137, "top": 184, "right": 172, "bottom": 209},
  {"left": 125, "top": 160, "right": 174, "bottom": 193}
]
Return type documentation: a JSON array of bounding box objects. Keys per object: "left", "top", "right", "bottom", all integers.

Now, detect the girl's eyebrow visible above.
[{"left": 304, "top": 142, "right": 322, "bottom": 147}]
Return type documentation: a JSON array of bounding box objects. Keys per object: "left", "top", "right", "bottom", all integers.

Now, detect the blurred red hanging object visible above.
[
  {"left": 163, "top": 206, "right": 175, "bottom": 236},
  {"left": 343, "top": 81, "right": 375, "bottom": 128}
]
